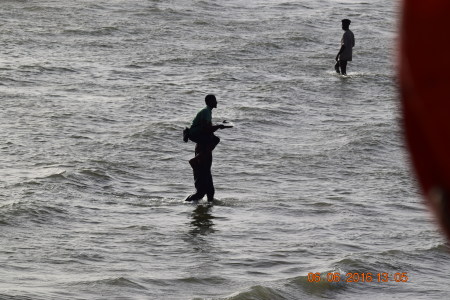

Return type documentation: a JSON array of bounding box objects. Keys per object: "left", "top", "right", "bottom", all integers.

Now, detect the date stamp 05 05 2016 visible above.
[{"left": 307, "top": 272, "right": 409, "bottom": 283}]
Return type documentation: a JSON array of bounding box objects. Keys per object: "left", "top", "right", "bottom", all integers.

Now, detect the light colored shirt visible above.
[
  {"left": 189, "top": 106, "right": 212, "bottom": 138},
  {"left": 340, "top": 29, "right": 355, "bottom": 61}
]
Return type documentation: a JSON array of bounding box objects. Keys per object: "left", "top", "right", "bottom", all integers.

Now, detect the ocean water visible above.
[{"left": 1, "top": 0, "right": 449, "bottom": 299}]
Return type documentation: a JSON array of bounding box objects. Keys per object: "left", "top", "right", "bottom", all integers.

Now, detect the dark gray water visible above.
[{"left": 1, "top": 0, "right": 449, "bottom": 299}]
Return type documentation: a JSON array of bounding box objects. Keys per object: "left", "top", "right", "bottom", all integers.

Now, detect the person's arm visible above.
[
  {"left": 336, "top": 44, "right": 345, "bottom": 61},
  {"left": 211, "top": 124, "right": 225, "bottom": 132},
  {"left": 200, "top": 119, "right": 225, "bottom": 134}
]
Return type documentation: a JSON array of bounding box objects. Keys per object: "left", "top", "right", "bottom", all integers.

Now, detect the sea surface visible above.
[{"left": 1, "top": 0, "right": 449, "bottom": 299}]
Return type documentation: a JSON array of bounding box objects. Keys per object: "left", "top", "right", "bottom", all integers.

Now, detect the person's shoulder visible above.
[
  {"left": 344, "top": 30, "right": 354, "bottom": 38},
  {"left": 198, "top": 106, "right": 211, "bottom": 118},
  {"left": 198, "top": 106, "right": 208, "bottom": 114},
  {"left": 201, "top": 106, "right": 211, "bottom": 113}
]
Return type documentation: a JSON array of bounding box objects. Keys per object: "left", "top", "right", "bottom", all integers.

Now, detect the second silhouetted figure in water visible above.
[{"left": 335, "top": 19, "right": 355, "bottom": 76}]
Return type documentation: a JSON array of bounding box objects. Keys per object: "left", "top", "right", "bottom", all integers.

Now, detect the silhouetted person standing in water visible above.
[
  {"left": 184, "top": 94, "right": 227, "bottom": 202},
  {"left": 335, "top": 19, "right": 355, "bottom": 75}
]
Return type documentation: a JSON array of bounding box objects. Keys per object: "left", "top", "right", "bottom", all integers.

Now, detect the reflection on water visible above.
[{"left": 189, "top": 204, "right": 215, "bottom": 236}]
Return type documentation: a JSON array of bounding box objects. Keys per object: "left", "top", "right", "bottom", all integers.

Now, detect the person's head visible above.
[
  {"left": 342, "top": 19, "right": 351, "bottom": 30},
  {"left": 205, "top": 94, "right": 217, "bottom": 109}
]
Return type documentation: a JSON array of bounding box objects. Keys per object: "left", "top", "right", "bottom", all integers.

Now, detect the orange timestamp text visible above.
[{"left": 307, "top": 272, "right": 409, "bottom": 283}]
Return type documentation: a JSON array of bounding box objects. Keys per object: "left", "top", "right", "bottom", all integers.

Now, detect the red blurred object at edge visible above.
[{"left": 400, "top": 0, "right": 450, "bottom": 239}]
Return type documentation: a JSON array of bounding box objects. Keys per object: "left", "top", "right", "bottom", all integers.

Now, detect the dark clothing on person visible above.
[
  {"left": 339, "top": 60, "right": 348, "bottom": 75},
  {"left": 185, "top": 94, "right": 226, "bottom": 202},
  {"left": 189, "top": 106, "right": 212, "bottom": 142},
  {"left": 189, "top": 132, "right": 220, "bottom": 148},
  {"left": 340, "top": 29, "right": 355, "bottom": 61},
  {"left": 335, "top": 20, "right": 355, "bottom": 76},
  {"left": 186, "top": 105, "right": 220, "bottom": 153},
  {"left": 189, "top": 134, "right": 220, "bottom": 152},
  {"left": 185, "top": 151, "right": 215, "bottom": 202},
  {"left": 185, "top": 143, "right": 218, "bottom": 202}
]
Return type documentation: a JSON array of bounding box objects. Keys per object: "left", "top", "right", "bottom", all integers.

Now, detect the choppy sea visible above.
[{"left": 1, "top": 0, "right": 449, "bottom": 299}]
